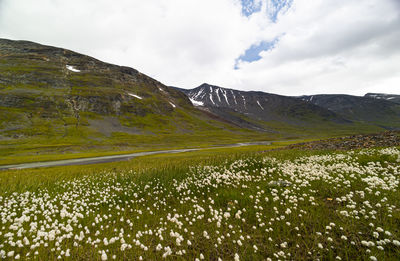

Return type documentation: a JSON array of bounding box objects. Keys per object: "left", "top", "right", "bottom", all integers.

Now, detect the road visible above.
[{"left": 0, "top": 141, "right": 272, "bottom": 170}]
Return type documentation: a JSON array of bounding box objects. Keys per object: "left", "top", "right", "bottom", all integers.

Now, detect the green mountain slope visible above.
[
  {"left": 0, "top": 39, "right": 268, "bottom": 157},
  {"left": 0, "top": 39, "right": 387, "bottom": 159}
]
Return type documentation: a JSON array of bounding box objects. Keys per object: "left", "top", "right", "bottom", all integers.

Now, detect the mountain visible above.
[
  {"left": 174, "top": 83, "right": 349, "bottom": 131},
  {"left": 365, "top": 93, "right": 400, "bottom": 104},
  {"left": 0, "top": 39, "right": 265, "bottom": 155},
  {"left": 0, "top": 38, "right": 394, "bottom": 157},
  {"left": 0, "top": 39, "right": 192, "bottom": 119},
  {"left": 300, "top": 94, "right": 400, "bottom": 128}
]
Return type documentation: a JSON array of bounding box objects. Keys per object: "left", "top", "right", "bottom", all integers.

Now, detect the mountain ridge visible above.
[
  {"left": 0, "top": 38, "right": 398, "bottom": 157},
  {"left": 365, "top": 93, "right": 400, "bottom": 104},
  {"left": 174, "top": 84, "right": 400, "bottom": 131},
  {"left": 1, "top": 38, "right": 271, "bottom": 156},
  {"left": 300, "top": 94, "right": 400, "bottom": 128},
  {"left": 174, "top": 83, "right": 350, "bottom": 128}
]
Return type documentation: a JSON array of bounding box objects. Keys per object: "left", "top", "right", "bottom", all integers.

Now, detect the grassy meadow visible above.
[{"left": 1, "top": 144, "right": 400, "bottom": 260}]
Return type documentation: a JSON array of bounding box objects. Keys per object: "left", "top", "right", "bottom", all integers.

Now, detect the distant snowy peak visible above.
[
  {"left": 175, "top": 84, "right": 399, "bottom": 129},
  {"left": 365, "top": 93, "right": 400, "bottom": 104},
  {"left": 184, "top": 83, "right": 249, "bottom": 109},
  {"left": 180, "top": 83, "right": 315, "bottom": 116},
  {"left": 181, "top": 83, "right": 293, "bottom": 114},
  {"left": 174, "top": 84, "right": 344, "bottom": 128}
]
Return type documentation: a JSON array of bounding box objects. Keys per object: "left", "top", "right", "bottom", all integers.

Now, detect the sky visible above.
[{"left": 0, "top": 0, "right": 399, "bottom": 96}]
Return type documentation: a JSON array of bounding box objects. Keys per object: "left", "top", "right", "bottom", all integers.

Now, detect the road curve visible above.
[{"left": 0, "top": 141, "right": 272, "bottom": 170}]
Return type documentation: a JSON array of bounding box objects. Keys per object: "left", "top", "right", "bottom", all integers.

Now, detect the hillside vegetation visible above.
[
  {"left": 0, "top": 39, "right": 393, "bottom": 160},
  {"left": 0, "top": 39, "right": 269, "bottom": 157}
]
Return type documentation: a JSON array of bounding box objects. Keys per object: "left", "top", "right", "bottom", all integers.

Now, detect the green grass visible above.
[
  {"left": 0, "top": 145, "right": 267, "bottom": 192},
  {"left": 0, "top": 133, "right": 280, "bottom": 165},
  {"left": 0, "top": 145, "right": 399, "bottom": 260},
  {"left": 0, "top": 137, "right": 321, "bottom": 166},
  {"left": 0, "top": 107, "right": 386, "bottom": 165}
]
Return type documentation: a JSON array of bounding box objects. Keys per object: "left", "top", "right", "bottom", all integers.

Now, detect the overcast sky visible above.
[{"left": 0, "top": 0, "right": 399, "bottom": 96}]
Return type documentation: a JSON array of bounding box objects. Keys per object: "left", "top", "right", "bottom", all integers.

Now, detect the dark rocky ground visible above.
[{"left": 281, "top": 131, "right": 400, "bottom": 151}]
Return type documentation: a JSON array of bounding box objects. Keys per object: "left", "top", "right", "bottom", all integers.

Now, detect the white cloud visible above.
[
  {"left": 233, "top": 0, "right": 400, "bottom": 95},
  {"left": 0, "top": 0, "right": 399, "bottom": 96}
]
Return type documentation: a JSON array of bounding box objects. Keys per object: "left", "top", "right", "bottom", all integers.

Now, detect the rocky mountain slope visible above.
[
  {"left": 365, "top": 93, "right": 400, "bottom": 104},
  {"left": 0, "top": 39, "right": 187, "bottom": 124},
  {"left": 300, "top": 94, "right": 400, "bottom": 128},
  {"left": 175, "top": 83, "right": 349, "bottom": 131},
  {"left": 0, "top": 39, "right": 260, "bottom": 153},
  {"left": 1, "top": 38, "right": 397, "bottom": 156}
]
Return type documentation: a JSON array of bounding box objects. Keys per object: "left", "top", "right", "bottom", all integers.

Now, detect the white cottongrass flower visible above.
[
  {"left": 393, "top": 240, "right": 400, "bottom": 247},
  {"left": 101, "top": 251, "right": 107, "bottom": 261}
]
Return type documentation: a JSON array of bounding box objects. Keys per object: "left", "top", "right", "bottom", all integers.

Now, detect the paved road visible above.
[{"left": 0, "top": 141, "right": 272, "bottom": 170}]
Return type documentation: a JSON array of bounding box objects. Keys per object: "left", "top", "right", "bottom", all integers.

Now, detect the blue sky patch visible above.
[
  {"left": 235, "top": 38, "right": 279, "bottom": 69},
  {"left": 241, "top": 0, "right": 293, "bottom": 22},
  {"left": 267, "top": 0, "right": 293, "bottom": 22},
  {"left": 241, "top": 0, "right": 262, "bottom": 17}
]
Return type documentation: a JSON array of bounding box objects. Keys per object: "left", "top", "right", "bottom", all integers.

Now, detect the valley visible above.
[
  {"left": 0, "top": 38, "right": 399, "bottom": 261},
  {"left": 1, "top": 39, "right": 398, "bottom": 163},
  {"left": 0, "top": 141, "right": 274, "bottom": 170}
]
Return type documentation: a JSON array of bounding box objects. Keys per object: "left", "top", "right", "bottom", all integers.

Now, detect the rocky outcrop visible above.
[
  {"left": 365, "top": 93, "right": 400, "bottom": 104},
  {"left": 281, "top": 131, "right": 400, "bottom": 151}
]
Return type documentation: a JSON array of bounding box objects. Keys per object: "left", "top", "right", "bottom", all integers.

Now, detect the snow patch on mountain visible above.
[
  {"left": 257, "top": 100, "right": 264, "bottom": 110},
  {"left": 189, "top": 98, "right": 204, "bottom": 107},
  {"left": 215, "top": 88, "right": 222, "bottom": 102},
  {"left": 222, "top": 89, "right": 230, "bottom": 105},
  {"left": 241, "top": 95, "right": 247, "bottom": 108},
  {"left": 66, "top": 65, "right": 80, "bottom": 72},
  {"left": 209, "top": 93, "right": 215, "bottom": 105},
  {"left": 231, "top": 90, "right": 237, "bottom": 104},
  {"left": 127, "top": 93, "right": 143, "bottom": 99}
]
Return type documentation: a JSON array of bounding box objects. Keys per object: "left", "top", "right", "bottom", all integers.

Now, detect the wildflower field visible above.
[{"left": 0, "top": 147, "right": 399, "bottom": 260}]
